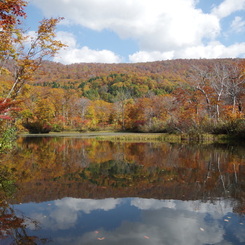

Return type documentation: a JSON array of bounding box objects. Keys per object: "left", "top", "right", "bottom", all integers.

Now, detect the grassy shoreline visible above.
[{"left": 18, "top": 131, "right": 233, "bottom": 144}]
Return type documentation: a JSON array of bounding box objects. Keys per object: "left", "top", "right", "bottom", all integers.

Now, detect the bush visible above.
[
  {"left": 0, "top": 127, "right": 16, "bottom": 152},
  {"left": 23, "top": 121, "right": 51, "bottom": 134},
  {"left": 51, "top": 123, "right": 64, "bottom": 132}
]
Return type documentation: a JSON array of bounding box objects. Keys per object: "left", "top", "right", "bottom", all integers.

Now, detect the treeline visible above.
[{"left": 1, "top": 59, "right": 245, "bottom": 137}]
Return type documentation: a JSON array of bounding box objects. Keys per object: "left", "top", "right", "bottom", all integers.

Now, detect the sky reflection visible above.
[{"left": 14, "top": 197, "right": 245, "bottom": 245}]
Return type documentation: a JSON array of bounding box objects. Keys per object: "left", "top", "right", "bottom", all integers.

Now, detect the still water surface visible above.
[{"left": 1, "top": 136, "right": 245, "bottom": 244}]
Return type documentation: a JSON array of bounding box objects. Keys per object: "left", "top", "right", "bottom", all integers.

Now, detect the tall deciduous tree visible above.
[
  {"left": 0, "top": 1, "right": 65, "bottom": 138},
  {"left": 1, "top": 0, "right": 66, "bottom": 101},
  {"left": 5, "top": 17, "right": 66, "bottom": 100},
  {"left": 0, "top": 0, "right": 27, "bottom": 71},
  {"left": 225, "top": 63, "right": 245, "bottom": 114},
  {"left": 113, "top": 90, "right": 131, "bottom": 130}
]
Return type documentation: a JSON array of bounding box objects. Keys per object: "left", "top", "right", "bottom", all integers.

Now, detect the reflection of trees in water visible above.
[
  {"left": 0, "top": 203, "right": 49, "bottom": 244},
  {"left": 0, "top": 165, "right": 49, "bottom": 245},
  {"left": 80, "top": 159, "right": 146, "bottom": 187},
  {"left": 2, "top": 137, "right": 245, "bottom": 214}
]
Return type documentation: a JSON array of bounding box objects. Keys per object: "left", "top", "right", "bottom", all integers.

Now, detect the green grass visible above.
[{"left": 18, "top": 131, "right": 232, "bottom": 144}]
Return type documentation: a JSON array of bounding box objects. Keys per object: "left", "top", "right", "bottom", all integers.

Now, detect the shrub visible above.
[
  {"left": 0, "top": 127, "right": 17, "bottom": 152},
  {"left": 23, "top": 122, "right": 51, "bottom": 134}
]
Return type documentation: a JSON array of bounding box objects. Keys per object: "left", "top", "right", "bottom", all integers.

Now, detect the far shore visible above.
[{"left": 18, "top": 131, "right": 235, "bottom": 143}]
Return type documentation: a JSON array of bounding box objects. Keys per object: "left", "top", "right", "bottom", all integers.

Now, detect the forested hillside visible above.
[{"left": 1, "top": 58, "right": 245, "bottom": 137}]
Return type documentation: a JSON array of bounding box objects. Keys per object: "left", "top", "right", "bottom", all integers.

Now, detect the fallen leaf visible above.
[{"left": 97, "top": 237, "right": 105, "bottom": 240}]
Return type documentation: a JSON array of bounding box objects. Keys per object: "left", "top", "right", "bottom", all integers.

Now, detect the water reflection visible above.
[
  {"left": 0, "top": 196, "right": 49, "bottom": 245},
  {"left": 13, "top": 198, "right": 245, "bottom": 245},
  {"left": 0, "top": 136, "right": 245, "bottom": 244}
]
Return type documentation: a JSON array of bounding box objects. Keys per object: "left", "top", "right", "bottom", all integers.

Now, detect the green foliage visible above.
[
  {"left": 77, "top": 73, "right": 176, "bottom": 102},
  {"left": 210, "top": 119, "right": 245, "bottom": 138},
  {"left": 51, "top": 123, "right": 64, "bottom": 132},
  {"left": 83, "top": 89, "right": 100, "bottom": 100},
  {"left": 0, "top": 127, "right": 16, "bottom": 153}
]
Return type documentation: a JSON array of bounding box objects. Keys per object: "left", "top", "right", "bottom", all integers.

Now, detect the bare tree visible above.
[
  {"left": 224, "top": 63, "right": 245, "bottom": 114},
  {"left": 75, "top": 97, "right": 91, "bottom": 119},
  {"left": 113, "top": 89, "right": 131, "bottom": 130},
  {"left": 209, "top": 63, "right": 229, "bottom": 120},
  {"left": 189, "top": 65, "right": 213, "bottom": 118}
]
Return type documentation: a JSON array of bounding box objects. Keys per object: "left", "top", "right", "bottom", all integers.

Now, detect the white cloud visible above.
[
  {"left": 129, "top": 42, "right": 245, "bottom": 62},
  {"left": 32, "top": 0, "right": 220, "bottom": 52},
  {"left": 231, "top": 16, "right": 245, "bottom": 33},
  {"left": 54, "top": 31, "right": 122, "bottom": 64},
  {"left": 31, "top": 0, "right": 245, "bottom": 63},
  {"left": 54, "top": 46, "right": 122, "bottom": 64},
  {"left": 179, "top": 42, "right": 245, "bottom": 58},
  {"left": 129, "top": 50, "right": 174, "bottom": 62},
  {"left": 212, "top": 0, "right": 245, "bottom": 18}
]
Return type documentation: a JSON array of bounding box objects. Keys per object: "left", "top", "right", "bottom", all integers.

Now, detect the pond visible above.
[{"left": 0, "top": 136, "right": 245, "bottom": 244}]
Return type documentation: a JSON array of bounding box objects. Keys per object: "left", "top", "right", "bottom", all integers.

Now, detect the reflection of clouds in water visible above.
[
  {"left": 140, "top": 209, "right": 223, "bottom": 245},
  {"left": 53, "top": 211, "right": 224, "bottom": 245},
  {"left": 131, "top": 198, "right": 177, "bottom": 210},
  {"left": 55, "top": 199, "right": 231, "bottom": 245},
  {"left": 31, "top": 198, "right": 121, "bottom": 230},
  {"left": 131, "top": 198, "right": 233, "bottom": 217},
  {"left": 28, "top": 198, "right": 243, "bottom": 245},
  {"left": 55, "top": 197, "right": 121, "bottom": 213},
  {"left": 232, "top": 225, "right": 245, "bottom": 243}
]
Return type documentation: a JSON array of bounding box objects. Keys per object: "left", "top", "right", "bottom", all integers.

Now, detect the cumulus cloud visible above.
[
  {"left": 31, "top": 0, "right": 245, "bottom": 62},
  {"left": 53, "top": 31, "right": 121, "bottom": 64},
  {"left": 211, "top": 0, "right": 245, "bottom": 18},
  {"left": 129, "top": 42, "right": 245, "bottom": 62},
  {"left": 32, "top": 0, "right": 220, "bottom": 51}
]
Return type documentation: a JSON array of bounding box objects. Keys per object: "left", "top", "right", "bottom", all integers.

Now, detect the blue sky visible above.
[{"left": 24, "top": 0, "right": 245, "bottom": 64}]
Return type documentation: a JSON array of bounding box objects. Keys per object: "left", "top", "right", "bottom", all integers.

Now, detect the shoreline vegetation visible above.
[{"left": 18, "top": 131, "right": 236, "bottom": 144}]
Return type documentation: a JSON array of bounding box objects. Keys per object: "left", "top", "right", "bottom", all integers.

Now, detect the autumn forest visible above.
[{"left": 1, "top": 58, "right": 245, "bottom": 138}]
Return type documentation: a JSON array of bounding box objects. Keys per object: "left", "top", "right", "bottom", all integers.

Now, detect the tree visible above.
[
  {"left": 0, "top": 0, "right": 66, "bottom": 101},
  {"left": 188, "top": 65, "right": 213, "bottom": 118},
  {"left": 75, "top": 97, "right": 91, "bottom": 119},
  {"left": 0, "top": 98, "right": 20, "bottom": 151},
  {"left": 224, "top": 63, "right": 245, "bottom": 114},
  {"left": 209, "top": 63, "right": 229, "bottom": 120},
  {"left": 113, "top": 90, "right": 132, "bottom": 130},
  {"left": 0, "top": 1, "right": 65, "bottom": 137},
  {"left": 5, "top": 17, "right": 66, "bottom": 101},
  {"left": 0, "top": 0, "right": 26, "bottom": 27},
  {"left": 0, "top": 0, "right": 27, "bottom": 69}
]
